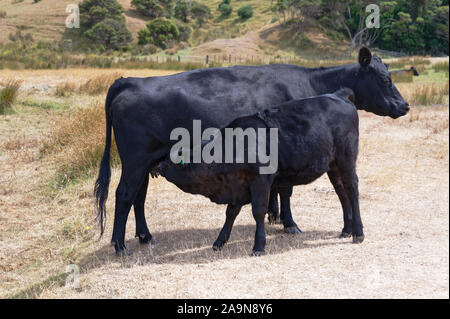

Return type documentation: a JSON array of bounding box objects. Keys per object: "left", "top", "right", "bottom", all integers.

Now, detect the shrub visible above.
[
  {"left": 138, "top": 18, "right": 179, "bottom": 49},
  {"left": 237, "top": 5, "right": 253, "bottom": 20},
  {"left": 0, "top": 80, "right": 22, "bottom": 114},
  {"left": 0, "top": 10, "right": 6, "bottom": 18}
]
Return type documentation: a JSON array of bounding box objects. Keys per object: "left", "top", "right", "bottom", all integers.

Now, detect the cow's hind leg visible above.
[
  {"left": 279, "top": 187, "right": 301, "bottom": 234},
  {"left": 112, "top": 165, "right": 148, "bottom": 256},
  {"left": 134, "top": 174, "right": 153, "bottom": 244},
  {"left": 250, "top": 179, "right": 272, "bottom": 256},
  {"left": 327, "top": 164, "right": 353, "bottom": 238},
  {"left": 213, "top": 204, "right": 242, "bottom": 251}
]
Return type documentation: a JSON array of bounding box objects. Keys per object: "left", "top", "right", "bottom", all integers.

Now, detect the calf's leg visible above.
[
  {"left": 133, "top": 174, "right": 153, "bottom": 244},
  {"left": 250, "top": 180, "right": 271, "bottom": 255},
  {"left": 340, "top": 167, "right": 364, "bottom": 243},
  {"left": 279, "top": 187, "right": 301, "bottom": 234},
  {"left": 267, "top": 191, "right": 279, "bottom": 224},
  {"left": 327, "top": 166, "right": 353, "bottom": 238},
  {"left": 213, "top": 204, "right": 242, "bottom": 251}
]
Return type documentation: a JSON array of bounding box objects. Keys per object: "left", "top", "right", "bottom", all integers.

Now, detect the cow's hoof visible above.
[
  {"left": 136, "top": 233, "right": 153, "bottom": 244},
  {"left": 284, "top": 226, "right": 302, "bottom": 234},
  {"left": 339, "top": 231, "right": 352, "bottom": 239},
  {"left": 251, "top": 250, "right": 266, "bottom": 257},
  {"left": 212, "top": 245, "right": 222, "bottom": 252},
  {"left": 352, "top": 235, "right": 365, "bottom": 244}
]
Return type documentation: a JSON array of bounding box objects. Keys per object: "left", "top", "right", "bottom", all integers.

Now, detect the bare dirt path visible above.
[{"left": 39, "top": 107, "right": 449, "bottom": 299}]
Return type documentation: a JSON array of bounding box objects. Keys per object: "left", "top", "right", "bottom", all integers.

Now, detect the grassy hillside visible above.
[{"left": 0, "top": 0, "right": 340, "bottom": 58}]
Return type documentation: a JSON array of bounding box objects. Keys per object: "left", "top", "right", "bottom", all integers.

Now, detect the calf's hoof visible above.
[
  {"left": 136, "top": 233, "right": 153, "bottom": 244},
  {"left": 284, "top": 226, "right": 302, "bottom": 234},
  {"left": 114, "top": 245, "right": 132, "bottom": 257},
  {"left": 267, "top": 214, "right": 277, "bottom": 225},
  {"left": 251, "top": 250, "right": 266, "bottom": 257},
  {"left": 339, "top": 231, "right": 352, "bottom": 239},
  {"left": 352, "top": 234, "right": 365, "bottom": 244}
]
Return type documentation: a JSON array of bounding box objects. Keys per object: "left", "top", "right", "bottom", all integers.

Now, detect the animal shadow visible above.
[{"left": 80, "top": 225, "right": 347, "bottom": 271}]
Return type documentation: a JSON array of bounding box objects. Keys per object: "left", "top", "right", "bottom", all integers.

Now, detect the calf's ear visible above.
[{"left": 358, "top": 47, "right": 372, "bottom": 68}]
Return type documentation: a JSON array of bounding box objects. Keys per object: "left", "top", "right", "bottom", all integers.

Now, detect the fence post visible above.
[
  {"left": 178, "top": 56, "right": 180, "bottom": 63},
  {"left": 229, "top": 55, "right": 231, "bottom": 63},
  {"left": 206, "top": 55, "right": 209, "bottom": 65}
]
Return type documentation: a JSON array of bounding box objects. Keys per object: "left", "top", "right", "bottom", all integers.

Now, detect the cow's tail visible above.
[{"left": 94, "top": 80, "right": 121, "bottom": 238}]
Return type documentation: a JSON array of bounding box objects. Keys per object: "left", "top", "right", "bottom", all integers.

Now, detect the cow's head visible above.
[{"left": 353, "top": 47, "right": 410, "bottom": 119}]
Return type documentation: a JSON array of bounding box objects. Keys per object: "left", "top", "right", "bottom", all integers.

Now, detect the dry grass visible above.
[
  {"left": 43, "top": 102, "right": 119, "bottom": 187},
  {"left": 406, "top": 81, "right": 449, "bottom": 106},
  {"left": 0, "top": 67, "right": 448, "bottom": 299},
  {"left": 79, "top": 73, "right": 123, "bottom": 96},
  {"left": 55, "top": 82, "right": 78, "bottom": 97},
  {"left": 0, "top": 79, "right": 22, "bottom": 114}
]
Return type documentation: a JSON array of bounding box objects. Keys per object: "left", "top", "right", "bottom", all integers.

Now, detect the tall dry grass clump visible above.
[
  {"left": 433, "top": 61, "right": 449, "bottom": 75},
  {"left": 392, "top": 72, "right": 413, "bottom": 83},
  {"left": 79, "top": 72, "right": 122, "bottom": 95},
  {"left": 55, "top": 81, "right": 78, "bottom": 97},
  {"left": 43, "top": 102, "right": 119, "bottom": 186},
  {"left": 0, "top": 79, "right": 22, "bottom": 114},
  {"left": 408, "top": 81, "right": 449, "bottom": 106}
]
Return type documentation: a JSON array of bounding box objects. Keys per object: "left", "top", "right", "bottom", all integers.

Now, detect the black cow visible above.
[
  {"left": 391, "top": 66, "right": 420, "bottom": 76},
  {"left": 94, "top": 47, "right": 409, "bottom": 255},
  {"left": 157, "top": 88, "right": 362, "bottom": 255}
]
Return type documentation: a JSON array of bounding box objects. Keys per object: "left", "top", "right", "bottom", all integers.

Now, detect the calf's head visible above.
[{"left": 353, "top": 47, "right": 410, "bottom": 119}]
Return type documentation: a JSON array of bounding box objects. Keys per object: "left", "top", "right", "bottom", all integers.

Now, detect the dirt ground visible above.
[{"left": 0, "top": 69, "right": 448, "bottom": 299}]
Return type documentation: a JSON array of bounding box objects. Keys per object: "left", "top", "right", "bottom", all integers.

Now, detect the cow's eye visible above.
[{"left": 384, "top": 77, "right": 392, "bottom": 87}]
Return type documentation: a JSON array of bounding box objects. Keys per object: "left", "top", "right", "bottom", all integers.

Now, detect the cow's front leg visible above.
[
  {"left": 279, "top": 187, "right": 301, "bottom": 234},
  {"left": 250, "top": 180, "right": 271, "bottom": 256},
  {"left": 213, "top": 204, "right": 242, "bottom": 251}
]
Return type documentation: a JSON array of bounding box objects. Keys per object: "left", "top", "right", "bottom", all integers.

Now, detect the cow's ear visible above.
[
  {"left": 385, "top": 63, "right": 389, "bottom": 70},
  {"left": 358, "top": 47, "right": 372, "bottom": 68}
]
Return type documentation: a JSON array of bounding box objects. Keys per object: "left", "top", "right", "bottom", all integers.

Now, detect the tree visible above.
[
  {"left": 237, "top": 5, "right": 253, "bottom": 20},
  {"left": 85, "top": 18, "right": 132, "bottom": 50},
  {"left": 78, "top": 0, "right": 131, "bottom": 50},
  {"left": 131, "top": 0, "right": 165, "bottom": 18},
  {"left": 138, "top": 18, "right": 179, "bottom": 49},
  {"left": 191, "top": 2, "right": 211, "bottom": 26},
  {"left": 218, "top": 0, "right": 233, "bottom": 17},
  {"left": 175, "top": 0, "right": 190, "bottom": 22},
  {"left": 80, "top": 0, "right": 126, "bottom": 27}
]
